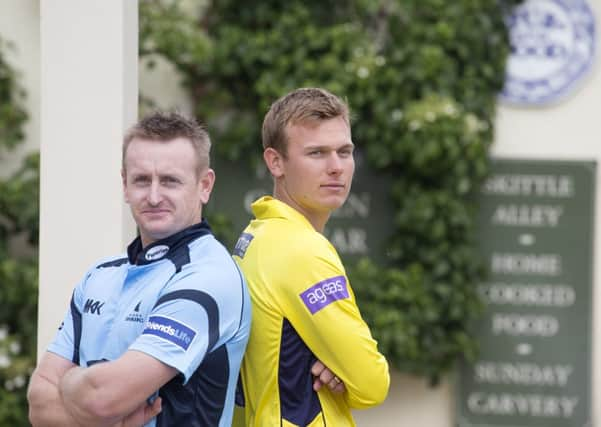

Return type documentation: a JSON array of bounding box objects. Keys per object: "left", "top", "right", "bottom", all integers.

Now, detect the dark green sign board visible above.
[
  {"left": 206, "top": 150, "right": 396, "bottom": 265},
  {"left": 457, "top": 159, "right": 595, "bottom": 427}
]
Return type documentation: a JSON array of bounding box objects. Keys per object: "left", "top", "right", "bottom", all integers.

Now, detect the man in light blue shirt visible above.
[{"left": 27, "top": 111, "right": 251, "bottom": 427}]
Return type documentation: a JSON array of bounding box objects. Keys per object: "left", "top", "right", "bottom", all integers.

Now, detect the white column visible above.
[{"left": 38, "top": 1, "right": 138, "bottom": 357}]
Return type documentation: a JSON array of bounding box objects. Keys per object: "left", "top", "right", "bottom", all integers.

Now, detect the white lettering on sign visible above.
[
  {"left": 491, "top": 204, "right": 564, "bottom": 227},
  {"left": 479, "top": 283, "right": 575, "bottom": 307},
  {"left": 467, "top": 392, "right": 578, "bottom": 418},
  {"left": 492, "top": 314, "right": 559, "bottom": 337},
  {"left": 482, "top": 174, "right": 574, "bottom": 197},
  {"left": 328, "top": 227, "right": 368, "bottom": 254},
  {"left": 491, "top": 253, "right": 561, "bottom": 276},
  {"left": 474, "top": 362, "right": 573, "bottom": 387}
]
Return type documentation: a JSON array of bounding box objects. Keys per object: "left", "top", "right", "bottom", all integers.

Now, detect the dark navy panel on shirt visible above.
[
  {"left": 278, "top": 318, "right": 323, "bottom": 425},
  {"left": 157, "top": 344, "right": 230, "bottom": 427}
]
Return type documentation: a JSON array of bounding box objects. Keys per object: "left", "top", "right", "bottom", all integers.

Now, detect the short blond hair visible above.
[
  {"left": 262, "top": 88, "right": 350, "bottom": 156},
  {"left": 123, "top": 111, "right": 211, "bottom": 176}
]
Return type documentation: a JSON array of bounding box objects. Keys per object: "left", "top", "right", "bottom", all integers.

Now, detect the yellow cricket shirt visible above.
[{"left": 233, "top": 196, "right": 390, "bottom": 427}]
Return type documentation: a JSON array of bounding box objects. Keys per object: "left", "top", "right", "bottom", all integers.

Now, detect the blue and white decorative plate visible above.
[{"left": 500, "top": 0, "right": 596, "bottom": 106}]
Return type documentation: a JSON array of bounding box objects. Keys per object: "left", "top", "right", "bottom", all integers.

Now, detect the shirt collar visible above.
[
  {"left": 251, "top": 196, "right": 315, "bottom": 230},
  {"left": 127, "top": 220, "right": 212, "bottom": 266}
]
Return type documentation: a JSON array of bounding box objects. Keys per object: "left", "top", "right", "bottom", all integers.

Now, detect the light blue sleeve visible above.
[
  {"left": 129, "top": 260, "right": 243, "bottom": 383},
  {"left": 46, "top": 274, "right": 87, "bottom": 364}
]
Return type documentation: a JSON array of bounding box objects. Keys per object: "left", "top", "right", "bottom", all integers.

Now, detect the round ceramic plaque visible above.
[{"left": 500, "top": 0, "right": 595, "bottom": 105}]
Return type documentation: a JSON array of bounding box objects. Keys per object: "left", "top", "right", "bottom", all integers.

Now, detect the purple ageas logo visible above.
[{"left": 300, "top": 275, "right": 350, "bottom": 314}]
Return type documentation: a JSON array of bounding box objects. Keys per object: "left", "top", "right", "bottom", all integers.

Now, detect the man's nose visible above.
[
  {"left": 147, "top": 181, "right": 162, "bottom": 205},
  {"left": 327, "top": 153, "right": 343, "bottom": 175}
]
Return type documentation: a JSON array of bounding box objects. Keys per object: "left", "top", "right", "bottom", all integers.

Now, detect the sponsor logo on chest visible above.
[
  {"left": 145, "top": 245, "right": 170, "bottom": 261},
  {"left": 83, "top": 299, "right": 105, "bottom": 315},
  {"left": 125, "top": 300, "right": 144, "bottom": 323}
]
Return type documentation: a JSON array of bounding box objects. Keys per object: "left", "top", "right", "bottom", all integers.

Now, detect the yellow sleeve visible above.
[{"left": 276, "top": 244, "right": 390, "bottom": 409}]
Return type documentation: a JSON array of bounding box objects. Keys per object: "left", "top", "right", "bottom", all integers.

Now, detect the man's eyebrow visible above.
[{"left": 304, "top": 142, "right": 355, "bottom": 150}]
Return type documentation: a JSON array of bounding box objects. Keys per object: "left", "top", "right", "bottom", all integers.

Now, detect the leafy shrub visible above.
[
  {"left": 0, "top": 36, "right": 36, "bottom": 426},
  {"left": 140, "top": 0, "right": 522, "bottom": 382}
]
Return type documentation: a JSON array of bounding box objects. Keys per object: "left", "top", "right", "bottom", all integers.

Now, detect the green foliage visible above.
[
  {"left": 141, "top": 0, "right": 522, "bottom": 382},
  {"left": 0, "top": 36, "right": 36, "bottom": 426},
  {"left": 0, "top": 39, "right": 27, "bottom": 151}
]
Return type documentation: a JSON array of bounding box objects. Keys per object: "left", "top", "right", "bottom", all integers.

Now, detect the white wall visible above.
[
  {"left": 139, "top": 56, "right": 192, "bottom": 113},
  {"left": 354, "top": 373, "right": 453, "bottom": 427}
]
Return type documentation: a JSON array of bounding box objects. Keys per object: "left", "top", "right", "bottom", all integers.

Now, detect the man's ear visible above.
[
  {"left": 263, "top": 148, "right": 284, "bottom": 178},
  {"left": 199, "top": 168, "right": 216, "bottom": 205}
]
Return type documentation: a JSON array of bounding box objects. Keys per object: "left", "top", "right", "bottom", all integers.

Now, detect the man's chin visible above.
[
  {"left": 139, "top": 224, "right": 175, "bottom": 244},
  {"left": 322, "top": 197, "right": 348, "bottom": 211}
]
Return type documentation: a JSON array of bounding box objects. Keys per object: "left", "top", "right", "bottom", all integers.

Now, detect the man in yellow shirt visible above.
[{"left": 233, "top": 87, "right": 390, "bottom": 426}]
